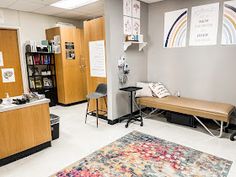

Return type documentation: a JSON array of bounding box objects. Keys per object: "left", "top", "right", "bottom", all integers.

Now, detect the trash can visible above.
[{"left": 50, "top": 114, "right": 60, "bottom": 140}]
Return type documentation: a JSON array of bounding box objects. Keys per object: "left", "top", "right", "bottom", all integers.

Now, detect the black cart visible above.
[{"left": 120, "top": 86, "right": 143, "bottom": 128}]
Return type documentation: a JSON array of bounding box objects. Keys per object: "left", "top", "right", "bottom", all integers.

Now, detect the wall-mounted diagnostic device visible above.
[{"left": 118, "top": 55, "right": 130, "bottom": 85}]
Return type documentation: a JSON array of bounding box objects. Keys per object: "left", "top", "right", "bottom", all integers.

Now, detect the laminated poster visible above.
[
  {"left": 189, "top": 3, "right": 220, "bottom": 46},
  {"left": 164, "top": 8, "right": 188, "bottom": 48},
  {"left": 2, "top": 68, "right": 15, "bottom": 83},
  {"left": 222, "top": 0, "right": 236, "bottom": 45},
  {"left": 89, "top": 40, "right": 106, "bottom": 78}
]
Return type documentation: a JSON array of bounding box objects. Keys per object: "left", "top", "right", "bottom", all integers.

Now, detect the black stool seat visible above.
[{"left": 87, "top": 92, "right": 106, "bottom": 100}]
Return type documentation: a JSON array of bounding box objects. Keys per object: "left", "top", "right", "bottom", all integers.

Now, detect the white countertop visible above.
[{"left": 0, "top": 98, "right": 50, "bottom": 113}]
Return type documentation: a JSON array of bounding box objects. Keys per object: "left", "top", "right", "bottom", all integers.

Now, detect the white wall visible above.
[{"left": 0, "top": 8, "right": 82, "bottom": 93}]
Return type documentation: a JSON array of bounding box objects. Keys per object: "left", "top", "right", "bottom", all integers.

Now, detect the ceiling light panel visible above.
[{"left": 51, "top": 0, "right": 99, "bottom": 9}]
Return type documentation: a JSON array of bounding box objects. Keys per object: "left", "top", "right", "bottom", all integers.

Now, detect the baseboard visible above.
[
  {"left": 108, "top": 108, "right": 147, "bottom": 125},
  {"left": 108, "top": 118, "right": 120, "bottom": 125},
  {"left": 89, "top": 112, "right": 108, "bottom": 121},
  {"left": 0, "top": 141, "right": 51, "bottom": 167},
  {"left": 58, "top": 100, "right": 87, "bottom": 107}
]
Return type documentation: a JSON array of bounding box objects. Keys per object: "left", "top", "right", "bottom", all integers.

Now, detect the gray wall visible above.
[
  {"left": 148, "top": 0, "right": 236, "bottom": 106},
  {"left": 105, "top": 0, "right": 148, "bottom": 120}
]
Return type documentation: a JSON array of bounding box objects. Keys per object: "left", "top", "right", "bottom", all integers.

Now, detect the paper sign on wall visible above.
[
  {"left": 54, "top": 35, "right": 61, "bottom": 45},
  {"left": 132, "top": 0, "right": 140, "bottom": 19},
  {"left": 189, "top": 3, "right": 220, "bottom": 46},
  {"left": 89, "top": 40, "right": 106, "bottom": 78},
  {"left": 123, "top": 0, "right": 132, "bottom": 17},
  {"left": 1, "top": 68, "right": 15, "bottom": 83},
  {"left": 0, "top": 52, "right": 4, "bottom": 66},
  {"left": 132, "top": 18, "right": 140, "bottom": 35},
  {"left": 124, "top": 16, "right": 132, "bottom": 35},
  {"left": 163, "top": 8, "right": 188, "bottom": 48},
  {"left": 123, "top": 0, "right": 141, "bottom": 35},
  {"left": 222, "top": 0, "right": 236, "bottom": 45}
]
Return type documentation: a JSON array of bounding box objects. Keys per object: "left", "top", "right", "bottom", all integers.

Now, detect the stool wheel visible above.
[
  {"left": 140, "top": 122, "right": 143, "bottom": 127},
  {"left": 230, "top": 132, "right": 236, "bottom": 141}
]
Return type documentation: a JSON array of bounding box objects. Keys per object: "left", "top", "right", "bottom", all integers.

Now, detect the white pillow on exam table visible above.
[
  {"left": 149, "top": 82, "right": 171, "bottom": 98},
  {"left": 135, "top": 82, "right": 153, "bottom": 97}
]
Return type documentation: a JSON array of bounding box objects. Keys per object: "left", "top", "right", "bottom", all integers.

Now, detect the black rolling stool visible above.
[
  {"left": 230, "top": 132, "right": 236, "bottom": 141},
  {"left": 120, "top": 86, "right": 143, "bottom": 128},
  {"left": 85, "top": 83, "right": 107, "bottom": 128}
]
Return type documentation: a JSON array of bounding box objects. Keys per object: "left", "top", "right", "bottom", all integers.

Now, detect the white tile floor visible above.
[{"left": 0, "top": 103, "right": 236, "bottom": 177}]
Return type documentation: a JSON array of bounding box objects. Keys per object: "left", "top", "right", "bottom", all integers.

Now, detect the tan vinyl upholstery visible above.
[{"left": 136, "top": 96, "right": 235, "bottom": 123}]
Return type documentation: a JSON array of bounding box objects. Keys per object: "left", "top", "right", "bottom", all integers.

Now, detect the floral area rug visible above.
[{"left": 52, "top": 131, "right": 232, "bottom": 177}]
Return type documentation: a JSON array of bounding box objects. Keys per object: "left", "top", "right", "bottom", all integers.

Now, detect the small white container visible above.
[{"left": 138, "top": 35, "right": 144, "bottom": 43}]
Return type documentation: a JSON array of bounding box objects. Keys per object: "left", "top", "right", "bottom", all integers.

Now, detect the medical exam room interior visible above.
[{"left": 0, "top": 0, "right": 236, "bottom": 176}]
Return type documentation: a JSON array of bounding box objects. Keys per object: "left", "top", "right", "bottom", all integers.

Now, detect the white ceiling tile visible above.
[
  {"left": 73, "top": 0, "right": 104, "bottom": 13},
  {"left": 140, "top": 0, "right": 163, "bottom": 3},
  {"left": 70, "top": 15, "right": 89, "bottom": 20},
  {"left": 0, "top": 0, "right": 105, "bottom": 20},
  {"left": 35, "top": 6, "right": 65, "bottom": 15},
  {"left": 54, "top": 11, "right": 79, "bottom": 18},
  {"left": 24, "top": 0, "right": 60, "bottom": 5},
  {"left": 8, "top": 0, "right": 45, "bottom": 12},
  {"left": 0, "top": 0, "right": 17, "bottom": 8}
]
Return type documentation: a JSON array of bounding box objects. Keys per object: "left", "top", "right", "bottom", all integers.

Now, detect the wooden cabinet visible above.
[
  {"left": 0, "top": 103, "right": 51, "bottom": 159},
  {"left": 84, "top": 17, "right": 107, "bottom": 113},
  {"left": 84, "top": 17, "right": 107, "bottom": 114},
  {"left": 46, "top": 27, "right": 87, "bottom": 105}
]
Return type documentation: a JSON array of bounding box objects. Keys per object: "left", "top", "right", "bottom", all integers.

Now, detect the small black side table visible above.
[{"left": 120, "top": 86, "right": 143, "bottom": 128}]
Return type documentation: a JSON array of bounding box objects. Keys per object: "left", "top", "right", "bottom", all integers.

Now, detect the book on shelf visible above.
[
  {"left": 35, "top": 77, "right": 42, "bottom": 89},
  {"left": 45, "top": 55, "right": 51, "bottom": 64},
  {"left": 27, "top": 53, "right": 52, "bottom": 65},
  {"left": 33, "top": 54, "right": 41, "bottom": 65},
  {"left": 28, "top": 66, "right": 34, "bottom": 76},
  {"left": 27, "top": 55, "right": 33, "bottom": 65},
  {"left": 29, "top": 78, "right": 35, "bottom": 89},
  {"left": 41, "top": 55, "right": 51, "bottom": 64}
]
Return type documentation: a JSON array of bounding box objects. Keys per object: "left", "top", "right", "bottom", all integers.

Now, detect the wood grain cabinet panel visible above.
[
  {"left": 0, "top": 103, "right": 51, "bottom": 159},
  {"left": 46, "top": 27, "right": 87, "bottom": 105},
  {"left": 84, "top": 17, "right": 107, "bottom": 113}
]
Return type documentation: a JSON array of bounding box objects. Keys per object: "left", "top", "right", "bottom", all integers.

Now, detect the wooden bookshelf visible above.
[{"left": 25, "top": 52, "right": 58, "bottom": 106}]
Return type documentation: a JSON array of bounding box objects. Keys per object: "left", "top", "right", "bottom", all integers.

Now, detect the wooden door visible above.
[
  {"left": 60, "top": 27, "right": 82, "bottom": 104},
  {"left": 84, "top": 17, "right": 107, "bottom": 113},
  {"left": 76, "top": 29, "right": 87, "bottom": 101},
  {"left": 0, "top": 29, "right": 23, "bottom": 98}
]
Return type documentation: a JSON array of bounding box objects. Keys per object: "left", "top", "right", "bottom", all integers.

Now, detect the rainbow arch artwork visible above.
[
  {"left": 164, "top": 9, "right": 188, "bottom": 48},
  {"left": 222, "top": 1, "right": 236, "bottom": 45}
]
